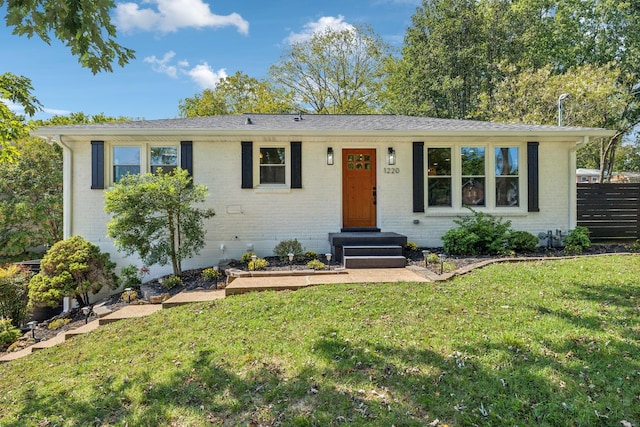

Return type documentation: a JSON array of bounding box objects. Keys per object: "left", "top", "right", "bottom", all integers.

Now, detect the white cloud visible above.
[
  {"left": 144, "top": 51, "right": 227, "bottom": 89},
  {"left": 144, "top": 51, "right": 179, "bottom": 78},
  {"left": 186, "top": 63, "right": 227, "bottom": 90},
  {"left": 285, "top": 15, "right": 355, "bottom": 44},
  {"left": 1, "top": 98, "right": 23, "bottom": 114},
  {"left": 115, "top": 0, "right": 249, "bottom": 34}
]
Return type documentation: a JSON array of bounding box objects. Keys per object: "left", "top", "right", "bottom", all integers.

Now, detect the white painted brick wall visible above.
[{"left": 67, "top": 137, "right": 578, "bottom": 278}]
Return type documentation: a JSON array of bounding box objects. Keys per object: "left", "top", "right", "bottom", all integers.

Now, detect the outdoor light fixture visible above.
[
  {"left": 327, "top": 147, "right": 334, "bottom": 165},
  {"left": 27, "top": 321, "right": 37, "bottom": 339},
  {"left": 325, "top": 253, "right": 332, "bottom": 270},
  {"left": 388, "top": 147, "right": 396, "bottom": 165},
  {"left": 82, "top": 306, "right": 91, "bottom": 324},
  {"left": 438, "top": 254, "right": 446, "bottom": 275},
  {"left": 422, "top": 250, "right": 430, "bottom": 268},
  {"left": 288, "top": 252, "right": 294, "bottom": 270}
]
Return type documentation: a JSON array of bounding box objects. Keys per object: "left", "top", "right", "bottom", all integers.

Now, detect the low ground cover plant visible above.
[{"left": 2, "top": 255, "right": 638, "bottom": 425}]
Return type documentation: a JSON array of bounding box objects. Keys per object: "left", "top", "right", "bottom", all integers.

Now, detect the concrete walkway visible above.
[{"left": 0, "top": 268, "right": 429, "bottom": 363}]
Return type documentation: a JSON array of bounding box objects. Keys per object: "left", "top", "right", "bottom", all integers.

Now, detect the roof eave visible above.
[{"left": 32, "top": 128, "right": 616, "bottom": 140}]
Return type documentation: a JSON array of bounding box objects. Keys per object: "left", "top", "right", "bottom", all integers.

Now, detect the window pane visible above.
[
  {"left": 427, "top": 148, "right": 451, "bottom": 206},
  {"left": 428, "top": 178, "right": 452, "bottom": 207},
  {"left": 151, "top": 147, "right": 177, "bottom": 167},
  {"left": 260, "top": 166, "right": 285, "bottom": 184},
  {"left": 113, "top": 147, "right": 140, "bottom": 182},
  {"left": 428, "top": 148, "right": 451, "bottom": 176},
  {"left": 462, "top": 178, "right": 485, "bottom": 206},
  {"left": 495, "top": 147, "right": 518, "bottom": 176},
  {"left": 260, "top": 147, "right": 286, "bottom": 184},
  {"left": 260, "top": 148, "right": 285, "bottom": 165},
  {"left": 461, "top": 147, "right": 485, "bottom": 176},
  {"left": 496, "top": 177, "right": 519, "bottom": 206}
]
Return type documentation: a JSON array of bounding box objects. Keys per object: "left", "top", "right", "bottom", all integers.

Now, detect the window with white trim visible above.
[
  {"left": 427, "top": 147, "right": 452, "bottom": 207},
  {"left": 259, "top": 147, "right": 286, "bottom": 184},
  {"left": 113, "top": 146, "right": 140, "bottom": 183},
  {"left": 495, "top": 147, "right": 519, "bottom": 207},
  {"left": 150, "top": 146, "right": 178, "bottom": 174},
  {"left": 461, "top": 147, "right": 485, "bottom": 207},
  {"left": 425, "top": 143, "right": 523, "bottom": 210}
]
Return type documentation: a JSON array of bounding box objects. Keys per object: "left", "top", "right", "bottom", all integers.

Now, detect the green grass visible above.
[{"left": 1, "top": 255, "right": 640, "bottom": 426}]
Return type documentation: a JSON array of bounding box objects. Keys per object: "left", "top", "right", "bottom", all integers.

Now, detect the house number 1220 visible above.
[{"left": 384, "top": 168, "right": 400, "bottom": 174}]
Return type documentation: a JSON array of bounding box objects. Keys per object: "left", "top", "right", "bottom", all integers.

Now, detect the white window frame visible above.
[
  {"left": 256, "top": 145, "right": 289, "bottom": 188},
  {"left": 425, "top": 142, "right": 526, "bottom": 214},
  {"left": 109, "top": 143, "right": 179, "bottom": 184}
]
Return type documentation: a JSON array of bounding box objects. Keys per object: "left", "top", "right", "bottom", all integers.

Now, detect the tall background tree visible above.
[
  {"left": 389, "top": 0, "right": 640, "bottom": 181},
  {"left": 0, "top": 113, "right": 129, "bottom": 261},
  {"left": 270, "top": 25, "right": 392, "bottom": 114},
  {"left": 179, "top": 71, "right": 295, "bottom": 117},
  {"left": 1, "top": 0, "right": 134, "bottom": 162}
]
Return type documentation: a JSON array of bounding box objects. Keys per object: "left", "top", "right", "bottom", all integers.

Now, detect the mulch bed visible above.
[{"left": 3, "top": 243, "right": 634, "bottom": 356}]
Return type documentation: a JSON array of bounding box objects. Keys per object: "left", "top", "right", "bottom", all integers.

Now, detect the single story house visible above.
[{"left": 34, "top": 114, "right": 613, "bottom": 279}]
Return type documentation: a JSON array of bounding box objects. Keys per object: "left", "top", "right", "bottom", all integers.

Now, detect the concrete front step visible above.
[
  {"left": 343, "top": 255, "right": 407, "bottom": 269},
  {"left": 343, "top": 245, "right": 403, "bottom": 257}
]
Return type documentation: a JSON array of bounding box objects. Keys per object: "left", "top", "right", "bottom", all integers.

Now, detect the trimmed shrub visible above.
[
  {"left": 304, "top": 250, "right": 318, "bottom": 260},
  {"left": 306, "top": 259, "right": 325, "bottom": 270},
  {"left": 0, "top": 264, "right": 32, "bottom": 328},
  {"left": 28, "top": 235, "right": 117, "bottom": 308},
  {"left": 48, "top": 318, "right": 71, "bottom": 330},
  {"left": 240, "top": 252, "right": 256, "bottom": 264},
  {"left": 0, "top": 318, "right": 21, "bottom": 348},
  {"left": 273, "top": 239, "right": 305, "bottom": 261},
  {"left": 162, "top": 275, "right": 182, "bottom": 289},
  {"left": 507, "top": 231, "right": 539, "bottom": 253},
  {"left": 248, "top": 258, "right": 269, "bottom": 271},
  {"left": 442, "top": 209, "right": 512, "bottom": 256},
  {"left": 202, "top": 267, "right": 223, "bottom": 281},
  {"left": 563, "top": 226, "right": 591, "bottom": 255},
  {"left": 404, "top": 241, "right": 418, "bottom": 252}
]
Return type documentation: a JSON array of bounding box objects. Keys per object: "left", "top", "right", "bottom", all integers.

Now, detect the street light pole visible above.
[{"left": 558, "top": 93, "right": 570, "bottom": 126}]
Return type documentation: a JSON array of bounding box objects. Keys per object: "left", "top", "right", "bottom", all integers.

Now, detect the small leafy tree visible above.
[
  {"left": 104, "top": 168, "right": 215, "bottom": 276},
  {"left": 0, "top": 264, "right": 32, "bottom": 327},
  {"left": 28, "top": 235, "right": 117, "bottom": 308}
]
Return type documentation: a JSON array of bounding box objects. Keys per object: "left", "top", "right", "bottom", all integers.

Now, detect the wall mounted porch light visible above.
[
  {"left": 387, "top": 147, "right": 396, "bottom": 165},
  {"left": 327, "top": 147, "right": 334, "bottom": 165}
]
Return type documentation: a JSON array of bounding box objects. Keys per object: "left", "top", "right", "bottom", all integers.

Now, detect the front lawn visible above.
[{"left": 1, "top": 255, "right": 639, "bottom": 426}]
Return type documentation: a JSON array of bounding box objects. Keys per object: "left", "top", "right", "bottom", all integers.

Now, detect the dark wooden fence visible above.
[{"left": 577, "top": 183, "right": 640, "bottom": 241}]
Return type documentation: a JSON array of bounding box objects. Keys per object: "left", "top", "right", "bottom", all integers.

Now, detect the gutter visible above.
[
  {"left": 568, "top": 136, "right": 590, "bottom": 229},
  {"left": 52, "top": 135, "right": 73, "bottom": 239}
]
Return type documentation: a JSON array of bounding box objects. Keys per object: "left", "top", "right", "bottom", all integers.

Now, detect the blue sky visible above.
[{"left": 2, "top": 0, "right": 420, "bottom": 121}]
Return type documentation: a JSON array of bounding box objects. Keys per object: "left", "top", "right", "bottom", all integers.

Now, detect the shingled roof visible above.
[{"left": 33, "top": 113, "right": 613, "bottom": 137}]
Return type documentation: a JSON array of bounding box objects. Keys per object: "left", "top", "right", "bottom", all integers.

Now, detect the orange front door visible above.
[{"left": 342, "top": 149, "right": 377, "bottom": 228}]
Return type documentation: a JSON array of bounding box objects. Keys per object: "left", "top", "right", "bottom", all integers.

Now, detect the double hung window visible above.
[
  {"left": 495, "top": 147, "right": 519, "bottom": 206},
  {"left": 151, "top": 146, "right": 178, "bottom": 174},
  {"left": 259, "top": 147, "right": 286, "bottom": 184},
  {"left": 427, "top": 148, "right": 452, "bottom": 207},
  {"left": 113, "top": 147, "right": 140, "bottom": 183},
  {"left": 461, "top": 147, "right": 485, "bottom": 207}
]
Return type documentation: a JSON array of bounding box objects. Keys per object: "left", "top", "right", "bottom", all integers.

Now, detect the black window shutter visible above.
[
  {"left": 91, "top": 140, "right": 104, "bottom": 189},
  {"left": 241, "top": 141, "right": 253, "bottom": 188},
  {"left": 180, "top": 141, "right": 193, "bottom": 176},
  {"left": 412, "top": 142, "right": 425, "bottom": 212},
  {"left": 291, "top": 141, "right": 302, "bottom": 188},
  {"left": 527, "top": 142, "right": 540, "bottom": 212}
]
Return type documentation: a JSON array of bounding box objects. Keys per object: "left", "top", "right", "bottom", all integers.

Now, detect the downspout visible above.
[
  {"left": 568, "top": 136, "right": 589, "bottom": 229},
  {"left": 54, "top": 135, "right": 73, "bottom": 239}
]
